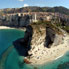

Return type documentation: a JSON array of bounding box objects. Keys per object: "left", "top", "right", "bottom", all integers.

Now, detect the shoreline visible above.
[
  {"left": 30, "top": 49, "right": 69, "bottom": 66},
  {"left": 0, "top": 26, "right": 26, "bottom": 31},
  {"left": 27, "top": 33, "right": 69, "bottom": 65},
  {"left": 0, "top": 26, "right": 15, "bottom": 29},
  {"left": 0, "top": 26, "right": 69, "bottom": 66},
  {"left": 54, "top": 54, "right": 64, "bottom": 60}
]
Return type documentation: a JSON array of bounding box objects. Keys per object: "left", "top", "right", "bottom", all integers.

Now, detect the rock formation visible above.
[
  {"left": 13, "top": 23, "right": 64, "bottom": 64},
  {"left": 13, "top": 25, "right": 33, "bottom": 56},
  {"left": 28, "top": 23, "right": 63, "bottom": 55},
  {"left": 57, "top": 62, "right": 69, "bottom": 69}
]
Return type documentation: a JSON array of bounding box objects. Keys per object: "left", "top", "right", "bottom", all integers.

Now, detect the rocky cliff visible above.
[
  {"left": 13, "top": 23, "right": 65, "bottom": 64},
  {"left": 28, "top": 23, "right": 64, "bottom": 55}
]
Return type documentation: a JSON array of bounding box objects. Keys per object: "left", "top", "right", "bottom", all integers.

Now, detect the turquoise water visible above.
[
  {"left": 0, "top": 29, "right": 24, "bottom": 57},
  {"left": 5, "top": 49, "right": 69, "bottom": 69},
  {"left": 5, "top": 49, "right": 34, "bottom": 69},
  {"left": 0, "top": 29, "right": 69, "bottom": 69},
  {"left": 39, "top": 51, "right": 69, "bottom": 69}
]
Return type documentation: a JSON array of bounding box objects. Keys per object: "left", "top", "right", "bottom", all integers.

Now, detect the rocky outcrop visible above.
[
  {"left": 57, "top": 62, "right": 69, "bottom": 69},
  {"left": 45, "top": 27, "right": 55, "bottom": 48},
  {"left": 13, "top": 25, "right": 33, "bottom": 56},
  {"left": 27, "top": 24, "right": 64, "bottom": 55},
  {"left": 45, "top": 27, "right": 63, "bottom": 47},
  {"left": 13, "top": 23, "right": 64, "bottom": 64},
  {"left": 24, "top": 59, "right": 31, "bottom": 64}
]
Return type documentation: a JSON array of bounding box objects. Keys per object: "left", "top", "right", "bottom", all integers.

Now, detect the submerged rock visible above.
[
  {"left": 57, "top": 62, "right": 69, "bottom": 69},
  {"left": 24, "top": 59, "right": 31, "bottom": 64}
]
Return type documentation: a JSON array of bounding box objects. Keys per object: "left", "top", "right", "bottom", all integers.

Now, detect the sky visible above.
[{"left": 0, "top": 0, "right": 69, "bottom": 9}]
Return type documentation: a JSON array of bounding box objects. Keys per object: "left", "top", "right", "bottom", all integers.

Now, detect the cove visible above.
[{"left": 0, "top": 29, "right": 69, "bottom": 69}]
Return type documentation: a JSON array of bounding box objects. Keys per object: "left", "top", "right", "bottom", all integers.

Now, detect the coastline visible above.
[
  {"left": 0, "top": 26, "right": 26, "bottom": 31},
  {"left": 0, "top": 28, "right": 25, "bottom": 69},
  {"left": 0, "top": 26, "right": 69, "bottom": 66},
  {"left": 54, "top": 54, "right": 64, "bottom": 60},
  {"left": 0, "top": 26, "right": 15, "bottom": 29},
  {"left": 30, "top": 49, "right": 69, "bottom": 66},
  {"left": 28, "top": 33, "right": 69, "bottom": 65}
]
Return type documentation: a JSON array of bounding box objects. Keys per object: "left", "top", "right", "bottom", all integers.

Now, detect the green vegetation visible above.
[
  {"left": 0, "top": 6, "right": 69, "bottom": 15},
  {"left": 0, "top": 11, "right": 4, "bottom": 16},
  {"left": 55, "top": 22, "right": 69, "bottom": 33},
  {"left": 31, "top": 20, "right": 63, "bottom": 35},
  {"left": 47, "top": 6, "right": 69, "bottom": 15},
  {"left": 62, "top": 26, "right": 69, "bottom": 33},
  {"left": 32, "top": 20, "right": 51, "bottom": 25}
]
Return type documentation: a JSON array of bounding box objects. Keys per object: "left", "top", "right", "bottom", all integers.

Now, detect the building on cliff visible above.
[{"left": 0, "top": 12, "right": 69, "bottom": 27}]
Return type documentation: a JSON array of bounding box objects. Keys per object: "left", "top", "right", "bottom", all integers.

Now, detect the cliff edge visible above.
[{"left": 13, "top": 23, "right": 69, "bottom": 65}]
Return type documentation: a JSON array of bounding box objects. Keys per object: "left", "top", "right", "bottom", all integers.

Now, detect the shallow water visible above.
[
  {"left": 5, "top": 49, "right": 69, "bottom": 69},
  {"left": 0, "top": 29, "right": 69, "bottom": 69},
  {"left": 0, "top": 29, "right": 24, "bottom": 57},
  {"left": 38, "top": 51, "right": 69, "bottom": 69}
]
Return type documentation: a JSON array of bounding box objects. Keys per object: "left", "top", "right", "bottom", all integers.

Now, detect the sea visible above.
[{"left": 0, "top": 29, "right": 69, "bottom": 69}]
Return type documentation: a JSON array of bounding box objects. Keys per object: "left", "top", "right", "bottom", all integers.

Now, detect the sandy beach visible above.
[
  {"left": 0, "top": 26, "right": 26, "bottom": 32},
  {"left": 0, "top": 26, "right": 15, "bottom": 29},
  {"left": 27, "top": 32, "right": 69, "bottom": 65},
  {"left": 0, "top": 26, "right": 69, "bottom": 65}
]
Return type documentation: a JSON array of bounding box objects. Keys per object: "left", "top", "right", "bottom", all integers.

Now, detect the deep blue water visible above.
[{"left": 0, "top": 29, "right": 69, "bottom": 69}]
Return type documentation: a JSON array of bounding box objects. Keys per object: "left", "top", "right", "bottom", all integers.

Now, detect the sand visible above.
[
  {"left": 0, "top": 26, "right": 69, "bottom": 65},
  {"left": 27, "top": 33, "right": 69, "bottom": 65},
  {"left": 0, "top": 26, "right": 15, "bottom": 29},
  {"left": 0, "top": 26, "right": 26, "bottom": 32}
]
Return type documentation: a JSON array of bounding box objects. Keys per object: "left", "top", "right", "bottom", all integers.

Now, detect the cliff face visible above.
[
  {"left": 13, "top": 23, "right": 64, "bottom": 64},
  {"left": 30, "top": 24, "right": 46, "bottom": 48},
  {"left": 46, "top": 27, "right": 63, "bottom": 47},
  {"left": 13, "top": 25, "right": 33, "bottom": 56},
  {"left": 12, "top": 22, "right": 69, "bottom": 65},
  {"left": 28, "top": 23, "right": 63, "bottom": 55}
]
